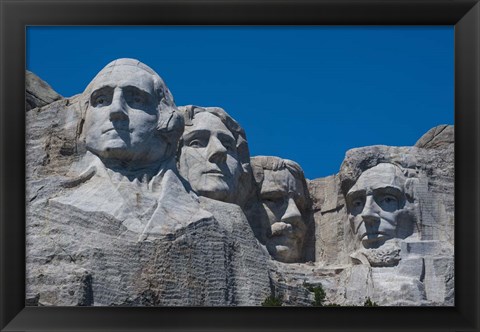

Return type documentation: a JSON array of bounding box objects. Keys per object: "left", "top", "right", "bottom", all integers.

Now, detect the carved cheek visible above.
[
  {"left": 350, "top": 215, "right": 364, "bottom": 235},
  {"left": 180, "top": 147, "right": 204, "bottom": 180},
  {"left": 193, "top": 147, "right": 209, "bottom": 162},
  {"left": 378, "top": 211, "right": 397, "bottom": 226},
  {"left": 186, "top": 147, "right": 207, "bottom": 164},
  {"left": 224, "top": 155, "right": 241, "bottom": 179},
  {"left": 348, "top": 215, "right": 356, "bottom": 233},
  {"left": 263, "top": 204, "right": 278, "bottom": 224},
  {"left": 85, "top": 109, "right": 104, "bottom": 143}
]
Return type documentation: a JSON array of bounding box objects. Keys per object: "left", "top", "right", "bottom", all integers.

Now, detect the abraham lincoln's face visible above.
[{"left": 346, "top": 163, "right": 414, "bottom": 249}]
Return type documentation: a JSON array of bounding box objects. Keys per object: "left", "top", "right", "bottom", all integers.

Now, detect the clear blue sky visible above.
[{"left": 27, "top": 26, "right": 454, "bottom": 180}]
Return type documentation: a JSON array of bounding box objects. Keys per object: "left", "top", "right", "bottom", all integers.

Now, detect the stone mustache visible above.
[{"left": 26, "top": 58, "right": 454, "bottom": 306}]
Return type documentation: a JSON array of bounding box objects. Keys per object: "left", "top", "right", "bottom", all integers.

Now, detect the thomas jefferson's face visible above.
[
  {"left": 258, "top": 168, "right": 307, "bottom": 263},
  {"left": 179, "top": 112, "right": 242, "bottom": 203},
  {"left": 84, "top": 66, "right": 167, "bottom": 163},
  {"left": 346, "top": 163, "right": 413, "bottom": 249}
]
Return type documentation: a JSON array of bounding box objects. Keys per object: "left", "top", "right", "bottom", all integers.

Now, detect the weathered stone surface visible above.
[
  {"left": 269, "top": 238, "right": 453, "bottom": 306},
  {"left": 307, "top": 175, "right": 351, "bottom": 265},
  {"left": 26, "top": 263, "right": 93, "bottom": 306},
  {"left": 26, "top": 70, "right": 62, "bottom": 111},
  {"left": 415, "top": 124, "right": 454, "bottom": 149},
  {"left": 25, "top": 60, "right": 454, "bottom": 307},
  {"left": 198, "top": 197, "right": 271, "bottom": 304},
  {"left": 27, "top": 197, "right": 270, "bottom": 306}
]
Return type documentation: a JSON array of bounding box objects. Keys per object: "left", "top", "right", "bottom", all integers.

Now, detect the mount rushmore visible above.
[{"left": 25, "top": 59, "right": 454, "bottom": 306}]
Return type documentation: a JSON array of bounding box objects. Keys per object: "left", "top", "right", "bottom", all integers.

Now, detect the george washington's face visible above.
[
  {"left": 346, "top": 163, "right": 414, "bottom": 249},
  {"left": 84, "top": 65, "right": 167, "bottom": 163}
]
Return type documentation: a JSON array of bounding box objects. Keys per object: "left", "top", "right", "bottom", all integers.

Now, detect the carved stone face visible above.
[
  {"left": 258, "top": 168, "right": 307, "bottom": 263},
  {"left": 179, "top": 112, "right": 242, "bottom": 203},
  {"left": 346, "top": 163, "right": 414, "bottom": 249},
  {"left": 84, "top": 65, "right": 167, "bottom": 163}
]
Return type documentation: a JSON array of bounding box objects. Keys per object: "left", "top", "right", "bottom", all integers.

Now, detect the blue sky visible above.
[{"left": 27, "top": 26, "right": 454, "bottom": 180}]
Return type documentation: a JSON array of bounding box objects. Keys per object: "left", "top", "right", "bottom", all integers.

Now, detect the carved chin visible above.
[
  {"left": 193, "top": 175, "right": 236, "bottom": 201},
  {"left": 270, "top": 244, "right": 300, "bottom": 263},
  {"left": 89, "top": 141, "right": 129, "bottom": 159},
  {"left": 360, "top": 233, "right": 393, "bottom": 249},
  {"left": 197, "top": 185, "right": 233, "bottom": 202},
  {"left": 267, "top": 235, "right": 301, "bottom": 263}
]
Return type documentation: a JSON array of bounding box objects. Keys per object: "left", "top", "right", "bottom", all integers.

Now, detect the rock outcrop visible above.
[
  {"left": 415, "top": 124, "right": 454, "bottom": 149},
  {"left": 26, "top": 70, "right": 62, "bottom": 111},
  {"left": 25, "top": 63, "right": 454, "bottom": 307}
]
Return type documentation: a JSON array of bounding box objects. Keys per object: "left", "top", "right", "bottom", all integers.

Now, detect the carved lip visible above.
[
  {"left": 203, "top": 169, "right": 223, "bottom": 175},
  {"left": 360, "top": 232, "right": 392, "bottom": 240},
  {"left": 102, "top": 127, "right": 130, "bottom": 134}
]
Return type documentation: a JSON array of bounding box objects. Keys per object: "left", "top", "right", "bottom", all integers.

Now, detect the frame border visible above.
[{"left": 1, "top": 1, "right": 479, "bottom": 331}]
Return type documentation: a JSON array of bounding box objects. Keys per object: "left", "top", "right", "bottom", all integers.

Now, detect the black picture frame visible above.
[{"left": 1, "top": 1, "right": 479, "bottom": 331}]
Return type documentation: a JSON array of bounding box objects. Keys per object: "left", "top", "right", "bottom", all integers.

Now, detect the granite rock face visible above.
[
  {"left": 27, "top": 196, "right": 270, "bottom": 306},
  {"left": 26, "top": 70, "right": 62, "bottom": 111},
  {"left": 415, "top": 124, "right": 454, "bottom": 149},
  {"left": 25, "top": 62, "right": 454, "bottom": 307}
]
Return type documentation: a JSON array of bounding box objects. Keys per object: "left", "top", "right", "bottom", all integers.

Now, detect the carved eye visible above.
[
  {"left": 352, "top": 198, "right": 363, "bottom": 207},
  {"left": 217, "top": 135, "right": 236, "bottom": 152},
  {"left": 383, "top": 196, "right": 396, "bottom": 203},
  {"left": 262, "top": 196, "right": 286, "bottom": 207},
  {"left": 376, "top": 194, "right": 399, "bottom": 211},
  {"left": 378, "top": 194, "right": 397, "bottom": 204},
  {"left": 221, "top": 139, "right": 235, "bottom": 150},
  {"left": 95, "top": 96, "right": 106, "bottom": 105},
  {"left": 348, "top": 197, "right": 364, "bottom": 215},
  {"left": 134, "top": 96, "right": 142, "bottom": 103},
  {"left": 188, "top": 139, "right": 204, "bottom": 148}
]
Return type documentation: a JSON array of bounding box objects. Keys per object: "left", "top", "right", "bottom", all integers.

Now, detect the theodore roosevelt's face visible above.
[
  {"left": 346, "top": 163, "right": 413, "bottom": 249},
  {"left": 258, "top": 168, "right": 307, "bottom": 263},
  {"left": 179, "top": 112, "right": 242, "bottom": 203},
  {"left": 84, "top": 66, "right": 167, "bottom": 163}
]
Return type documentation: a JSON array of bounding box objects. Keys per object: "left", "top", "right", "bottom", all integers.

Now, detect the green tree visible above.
[
  {"left": 364, "top": 297, "right": 378, "bottom": 306},
  {"left": 304, "top": 283, "right": 326, "bottom": 307},
  {"left": 261, "top": 295, "right": 283, "bottom": 306}
]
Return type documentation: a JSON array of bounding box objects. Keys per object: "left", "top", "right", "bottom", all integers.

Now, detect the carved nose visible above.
[
  {"left": 109, "top": 90, "right": 128, "bottom": 121},
  {"left": 281, "top": 197, "right": 302, "bottom": 224},
  {"left": 361, "top": 196, "right": 380, "bottom": 225},
  {"left": 207, "top": 136, "right": 227, "bottom": 163}
]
